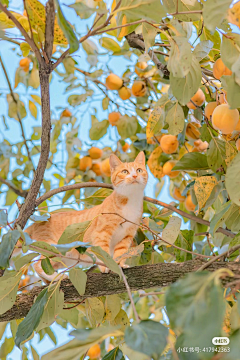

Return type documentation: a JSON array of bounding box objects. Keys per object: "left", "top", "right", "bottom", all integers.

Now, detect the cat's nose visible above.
[{"left": 132, "top": 174, "right": 137, "bottom": 179}]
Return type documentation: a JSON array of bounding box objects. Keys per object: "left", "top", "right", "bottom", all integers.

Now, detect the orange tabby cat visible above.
[{"left": 21, "top": 151, "right": 148, "bottom": 282}]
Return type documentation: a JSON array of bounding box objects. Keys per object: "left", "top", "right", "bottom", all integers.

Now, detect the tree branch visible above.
[
  {"left": 0, "top": 55, "right": 34, "bottom": 170},
  {"left": 0, "top": 3, "right": 43, "bottom": 65},
  {"left": 15, "top": 65, "right": 52, "bottom": 229},
  {"left": 34, "top": 182, "right": 235, "bottom": 239},
  {"left": 125, "top": 32, "right": 170, "bottom": 77},
  {"left": 0, "top": 176, "right": 28, "bottom": 198},
  {"left": 0, "top": 260, "right": 238, "bottom": 322},
  {"left": 44, "top": 0, "right": 55, "bottom": 62}
]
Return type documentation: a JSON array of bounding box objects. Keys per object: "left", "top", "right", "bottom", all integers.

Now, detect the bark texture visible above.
[{"left": 0, "top": 260, "right": 238, "bottom": 322}]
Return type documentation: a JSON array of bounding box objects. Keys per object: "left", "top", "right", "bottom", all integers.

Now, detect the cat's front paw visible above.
[
  {"left": 120, "top": 264, "right": 129, "bottom": 269},
  {"left": 98, "top": 265, "right": 110, "bottom": 273}
]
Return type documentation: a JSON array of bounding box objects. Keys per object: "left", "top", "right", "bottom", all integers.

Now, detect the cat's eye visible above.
[
  {"left": 121, "top": 169, "right": 129, "bottom": 174},
  {"left": 137, "top": 168, "right": 143, "bottom": 173}
]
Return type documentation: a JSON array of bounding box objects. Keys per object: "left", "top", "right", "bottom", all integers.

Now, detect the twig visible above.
[
  {"left": 94, "top": 19, "right": 160, "bottom": 36},
  {"left": 119, "top": 266, "right": 140, "bottom": 323},
  {"left": 0, "top": 55, "right": 34, "bottom": 170},
  {"left": 170, "top": 10, "right": 202, "bottom": 15},
  {"left": 23, "top": 0, "right": 34, "bottom": 41},
  {"left": 139, "top": 291, "right": 164, "bottom": 297},
  {"left": 197, "top": 244, "right": 240, "bottom": 272},
  {"left": 34, "top": 182, "right": 236, "bottom": 239},
  {"left": 0, "top": 176, "right": 28, "bottom": 198},
  {"left": 63, "top": 298, "right": 86, "bottom": 310}
]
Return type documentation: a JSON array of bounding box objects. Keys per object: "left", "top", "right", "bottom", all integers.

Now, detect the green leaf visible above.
[
  {"left": 125, "top": 320, "right": 168, "bottom": 358},
  {"left": 69, "top": 2, "right": 96, "bottom": 19},
  {"left": 100, "top": 38, "right": 121, "bottom": 53},
  {"left": 55, "top": 241, "right": 91, "bottom": 255},
  {"left": 161, "top": 216, "right": 181, "bottom": 245},
  {"left": 175, "top": 230, "right": 194, "bottom": 262},
  {"left": 54, "top": 0, "right": 79, "bottom": 54},
  {"left": 117, "top": 0, "right": 166, "bottom": 23},
  {"left": 105, "top": 294, "right": 121, "bottom": 321},
  {"left": 85, "top": 297, "right": 105, "bottom": 327},
  {"left": 142, "top": 22, "right": 158, "bottom": 52},
  {"left": 193, "top": 40, "right": 213, "bottom": 62},
  {"left": 41, "top": 257, "right": 54, "bottom": 275},
  {"left": 41, "top": 339, "right": 89, "bottom": 360},
  {"left": 139, "top": 242, "right": 152, "bottom": 265},
  {"left": 225, "top": 204, "right": 240, "bottom": 232},
  {"left": 0, "top": 230, "right": 21, "bottom": 269},
  {"left": 30, "top": 214, "right": 50, "bottom": 222},
  {"left": 30, "top": 241, "right": 60, "bottom": 257},
  {"left": 14, "top": 253, "right": 38, "bottom": 271},
  {"left": 166, "top": 272, "right": 226, "bottom": 349},
  {"left": 170, "top": 55, "right": 202, "bottom": 105},
  {"left": 226, "top": 151, "right": 240, "bottom": 206},
  {"left": 102, "top": 347, "right": 124, "bottom": 360},
  {"left": 91, "top": 246, "right": 122, "bottom": 278},
  {"left": 203, "top": 0, "right": 232, "bottom": 32},
  {"left": 165, "top": 102, "right": 185, "bottom": 135},
  {"left": 164, "top": 0, "right": 202, "bottom": 21},
  {"left": 36, "top": 284, "right": 64, "bottom": 331},
  {"left": 173, "top": 153, "right": 209, "bottom": 171},
  {"left": 102, "top": 97, "right": 109, "bottom": 110},
  {"left": 15, "top": 288, "right": 48, "bottom": 348},
  {"left": 221, "top": 35, "right": 240, "bottom": 70},
  {"left": 89, "top": 119, "right": 109, "bottom": 140},
  {"left": 209, "top": 201, "right": 232, "bottom": 236},
  {"left": 207, "top": 138, "right": 226, "bottom": 172},
  {"left": 58, "top": 220, "right": 90, "bottom": 245},
  {"left": 0, "top": 336, "right": 14, "bottom": 359},
  {"left": 68, "top": 91, "right": 94, "bottom": 106},
  {"left": 0, "top": 271, "right": 22, "bottom": 315},
  {"left": 71, "top": 325, "right": 122, "bottom": 343},
  {"left": 0, "top": 210, "right": 7, "bottom": 226},
  {"left": 29, "top": 100, "right": 37, "bottom": 119},
  {"left": 69, "top": 268, "right": 87, "bottom": 296},
  {"left": 116, "top": 115, "right": 138, "bottom": 139},
  {"left": 221, "top": 74, "right": 240, "bottom": 108},
  {"left": 168, "top": 36, "right": 192, "bottom": 78}
]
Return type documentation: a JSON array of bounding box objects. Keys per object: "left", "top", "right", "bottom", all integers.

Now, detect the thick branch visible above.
[
  {"left": 15, "top": 66, "right": 52, "bottom": 229},
  {"left": 44, "top": 0, "right": 55, "bottom": 61},
  {"left": 35, "top": 182, "right": 235, "bottom": 239},
  {"left": 0, "top": 260, "right": 238, "bottom": 322}
]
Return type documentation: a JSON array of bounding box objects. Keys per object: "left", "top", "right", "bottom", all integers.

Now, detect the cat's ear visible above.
[
  {"left": 109, "top": 154, "right": 122, "bottom": 171},
  {"left": 134, "top": 151, "right": 145, "bottom": 165}
]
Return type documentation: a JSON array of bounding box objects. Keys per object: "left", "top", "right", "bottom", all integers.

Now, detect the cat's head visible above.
[{"left": 109, "top": 151, "right": 148, "bottom": 192}]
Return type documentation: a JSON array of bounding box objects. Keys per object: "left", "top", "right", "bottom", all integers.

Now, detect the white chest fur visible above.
[{"left": 110, "top": 187, "right": 143, "bottom": 254}]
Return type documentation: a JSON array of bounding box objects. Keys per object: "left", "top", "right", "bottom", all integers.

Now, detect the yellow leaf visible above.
[
  {"left": 146, "top": 106, "right": 164, "bottom": 143},
  {"left": 225, "top": 142, "right": 237, "bottom": 166},
  {"left": 30, "top": 94, "right": 41, "bottom": 105},
  {"left": 0, "top": 11, "right": 23, "bottom": 29},
  {"left": 25, "top": 0, "right": 67, "bottom": 45},
  {"left": 147, "top": 146, "right": 164, "bottom": 179},
  {"left": 194, "top": 176, "right": 217, "bottom": 210},
  {"left": 29, "top": 100, "right": 37, "bottom": 119},
  {"left": 20, "top": 42, "right": 31, "bottom": 57},
  {"left": 228, "top": 1, "right": 240, "bottom": 28}
]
